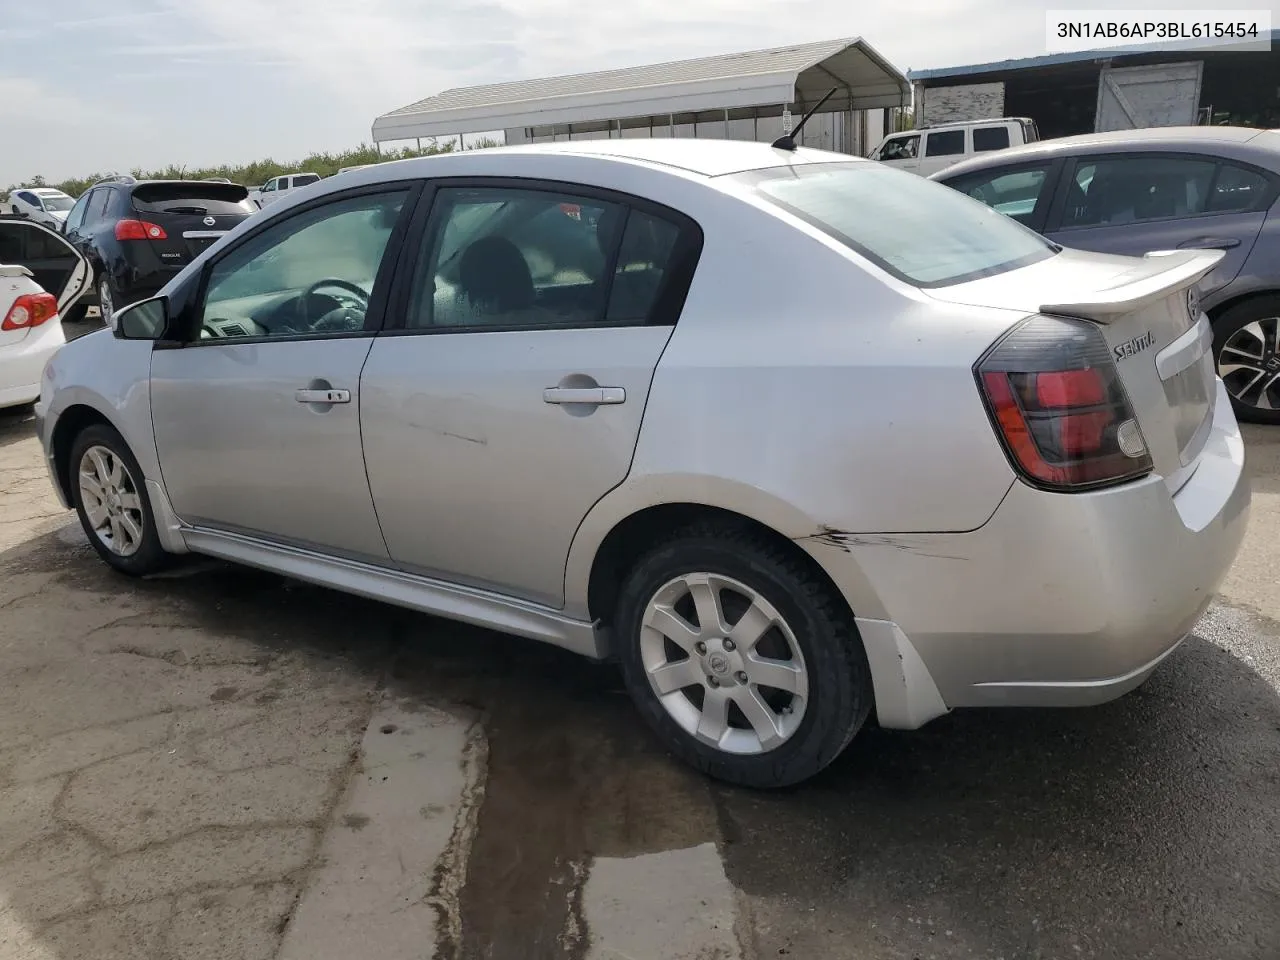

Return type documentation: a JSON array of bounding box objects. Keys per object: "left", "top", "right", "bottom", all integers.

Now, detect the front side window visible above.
[
  {"left": 946, "top": 164, "right": 1053, "bottom": 226},
  {"left": 262, "top": 180, "right": 276, "bottom": 193},
  {"left": 736, "top": 161, "right": 1056, "bottom": 287},
  {"left": 410, "top": 186, "right": 681, "bottom": 330},
  {"left": 197, "top": 190, "right": 408, "bottom": 341},
  {"left": 972, "top": 126, "right": 1011, "bottom": 152},
  {"left": 878, "top": 135, "right": 919, "bottom": 161},
  {"left": 925, "top": 130, "right": 966, "bottom": 157},
  {"left": 1062, "top": 155, "right": 1217, "bottom": 228}
]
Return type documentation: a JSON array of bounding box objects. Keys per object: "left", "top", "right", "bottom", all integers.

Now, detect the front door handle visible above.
[
  {"left": 1177, "top": 236, "right": 1242, "bottom": 250},
  {"left": 295, "top": 388, "right": 350, "bottom": 404},
  {"left": 543, "top": 386, "right": 626, "bottom": 405}
]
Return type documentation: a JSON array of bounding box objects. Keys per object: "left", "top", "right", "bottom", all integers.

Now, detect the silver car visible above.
[
  {"left": 931, "top": 127, "right": 1280, "bottom": 425},
  {"left": 35, "top": 140, "right": 1250, "bottom": 788}
]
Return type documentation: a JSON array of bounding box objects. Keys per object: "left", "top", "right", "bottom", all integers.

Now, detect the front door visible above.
[
  {"left": 1044, "top": 152, "right": 1272, "bottom": 295},
  {"left": 150, "top": 186, "right": 416, "bottom": 562},
  {"left": 360, "top": 181, "right": 701, "bottom": 607}
]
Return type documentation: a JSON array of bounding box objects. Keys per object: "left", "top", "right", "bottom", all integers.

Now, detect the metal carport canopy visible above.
[{"left": 371, "top": 37, "right": 909, "bottom": 142}]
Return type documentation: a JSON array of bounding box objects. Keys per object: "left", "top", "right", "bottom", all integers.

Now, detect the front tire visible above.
[
  {"left": 1214, "top": 296, "right": 1280, "bottom": 425},
  {"left": 69, "top": 424, "right": 171, "bottom": 576},
  {"left": 613, "top": 522, "right": 874, "bottom": 789}
]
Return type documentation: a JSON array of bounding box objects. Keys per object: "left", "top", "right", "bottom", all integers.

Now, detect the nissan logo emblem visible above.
[{"left": 203, "top": 216, "right": 216, "bottom": 226}]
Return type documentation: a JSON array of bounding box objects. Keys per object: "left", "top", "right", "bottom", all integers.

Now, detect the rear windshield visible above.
[
  {"left": 732, "top": 161, "right": 1057, "bottom": 287},
  {"left": 130, "top": 182, "right": 254, "bottom": 216}
]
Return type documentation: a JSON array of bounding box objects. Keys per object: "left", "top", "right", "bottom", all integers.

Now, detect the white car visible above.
[
  {"left": 0, "top": 219, "right": 89, "bottom": 409},
  {"left": 248, "top": 173, "right": 322, "bottom": 209},
  {"left": 7, "top": 188, "right": 78, "bottom": 229}
]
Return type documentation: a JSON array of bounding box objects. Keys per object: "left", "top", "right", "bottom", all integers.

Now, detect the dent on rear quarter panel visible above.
[
  {"left": 46, "top": 331, "right": 160, "bottom": 481},
  {"left": 562, "top": 186, "right": 1021, "bottom": 617}
]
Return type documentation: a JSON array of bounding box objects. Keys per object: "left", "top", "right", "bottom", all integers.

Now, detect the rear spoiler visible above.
[
  {"left": 0, "top": 265, "right": 33, "bottom": 278},
  {"left": 1040, "top": 249, "right": 1223, "bottom": 323}
]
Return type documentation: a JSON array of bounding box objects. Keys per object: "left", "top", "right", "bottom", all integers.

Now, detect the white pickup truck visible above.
[
  {"left": 248, "top": 172, "right": 322, "bottom": 209},
  {"left": 868, "top": 118, "right": 1039, "bottom": 176}
]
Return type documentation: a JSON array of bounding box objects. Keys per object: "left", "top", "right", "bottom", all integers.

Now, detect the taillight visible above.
[
  {"left": 976, "top": 315, "right": 1152, "bottom": 491},
  {"left": 1, "top": 292, "right": 58, "bottom": 331},
  {"left": 115, "top": 219, "right": 167, "bottom": 241}
]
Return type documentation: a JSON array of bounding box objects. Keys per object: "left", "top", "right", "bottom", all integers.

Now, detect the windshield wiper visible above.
[{"left": 161, "top": 206, "right": 209, "bottom": 215}]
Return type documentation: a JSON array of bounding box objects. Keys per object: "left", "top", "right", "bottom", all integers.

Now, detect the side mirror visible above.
[{"left": 113, "top": 295, "right": 168, "bottom": 340}]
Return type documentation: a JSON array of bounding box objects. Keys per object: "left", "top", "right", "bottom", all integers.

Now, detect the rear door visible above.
[
  {"left": 0, "top": 219, "right": 89, "bottom": 310},
  {"left": 1043, "top": 152, "right": 1277, "bottom": 296},
  {"left": 919, "top": 128, "right": 969, "bottom": 176},
  {"left": 126, "top": 181, "right": 255, "bottom": 267},
  {"left": 359, "top": 180, "right": 702, "bottom": 607}
]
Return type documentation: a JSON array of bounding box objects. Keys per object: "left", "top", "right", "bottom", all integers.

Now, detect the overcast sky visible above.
[{"left": 1, "top": 0, "right": 1273, "bottom": 186}]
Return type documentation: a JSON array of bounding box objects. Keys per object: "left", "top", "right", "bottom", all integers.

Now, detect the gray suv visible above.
[{"left": 933, "top": 126, "right": 1280, "bottom": 423}]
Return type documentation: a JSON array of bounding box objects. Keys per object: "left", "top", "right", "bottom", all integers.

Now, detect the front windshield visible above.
[
  {"left": 40, "top": 194, "right": 75, "bottom": 211},
  {"left": 733, "top": 161, "right": 1057, "bottom": 287}
]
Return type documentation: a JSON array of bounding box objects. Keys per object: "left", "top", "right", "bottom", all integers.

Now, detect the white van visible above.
[{"left": 868, "top": 118, "right": 1039, "bottom": 176}]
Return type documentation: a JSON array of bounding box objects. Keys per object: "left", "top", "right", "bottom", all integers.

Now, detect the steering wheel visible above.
[{"left": 295, "top": 278, "right": 372, "bottom": 331}]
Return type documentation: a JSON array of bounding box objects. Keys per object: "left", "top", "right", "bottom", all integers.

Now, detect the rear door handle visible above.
[
  {"left": 1177, "top": 237, "right": 1242, "bottom": 250},
  {"left": 295, "top": 388, "right": 350, "bottom": 404},
  {"left": 543, "top": 386, "right": 626, "bottom": 405}
]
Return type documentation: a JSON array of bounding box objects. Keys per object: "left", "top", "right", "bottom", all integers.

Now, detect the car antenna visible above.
[{"left": 772, "top": 88, "right": 838, "bottom": 151}]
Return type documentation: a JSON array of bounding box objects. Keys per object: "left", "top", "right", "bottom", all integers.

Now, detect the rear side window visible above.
[
  {"left": 1062, "top": 156, "right": 1218, "bottom": 228},
  {"left": 925, "top": 130, "right": 965, "bottom": 157},
  {"left": 131, "top": 183, "right": 254, "bottom": 216},
  {"left": 293, "top": 174, "right": 321, "bottom": 187},
  {"left": 972, "top": 126, "right": 1011, "bottom": 152},
  {"left": 1206, "top": 163, "right": 1272, "bottom": 213},
  {"left": 17, "top": 191, "right": 37, "bottom": 206},
  {"left": 736, "top": 161, "right": 1056, "bottom": 287}
]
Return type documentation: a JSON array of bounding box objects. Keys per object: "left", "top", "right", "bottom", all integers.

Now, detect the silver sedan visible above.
[{"left": 35, "top": 139, "right": 1250, "bottom": 788}]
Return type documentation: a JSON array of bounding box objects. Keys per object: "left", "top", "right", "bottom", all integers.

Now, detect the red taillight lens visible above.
[
  {"left": 976, "top": 315, "right": 1152, "bottom": 491},
  {"left": 1, "top": 292, "right": 58, "bottom": 331},
  {"left": 115, "top": 219, "right": 167, "bottom": 241}
]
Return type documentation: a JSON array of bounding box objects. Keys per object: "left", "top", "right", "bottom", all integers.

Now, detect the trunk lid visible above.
[
  {"left": 929, "top": 246, "right": 1224, "bottom": 493},
  {"left": 128, "top": 182, "right": 254, "bottom": 264}
]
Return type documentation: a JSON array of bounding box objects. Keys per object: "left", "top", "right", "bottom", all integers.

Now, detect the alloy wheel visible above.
[
  {"left": 77, "top": 445, "right": 144, "bottom": 557},
  {"left": 1219, "top": 316, "right": 1280, "bottom": 412},
  {"left": 98, "top": 279, "right": 114, "bottom": 326},
  {"left": 639, "top": 572, "right": 809, "bottom": 755}
]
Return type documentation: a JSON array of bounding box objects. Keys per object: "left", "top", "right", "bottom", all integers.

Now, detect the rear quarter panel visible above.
[{"left": 562, "top": 170, "right": 1023, "bottom": 616}]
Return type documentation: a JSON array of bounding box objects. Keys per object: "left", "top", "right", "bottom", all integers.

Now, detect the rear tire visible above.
[
  {"left": 613, "top": 521, "right": 874, "bottom": 789},
  {"left": 97, "top": 277, "right": 116, "bottom": 327},
  {"left": 69, "top": 423, "right": 171, "bottom": 576},
  {"left": 1213, "top": 296, "right": 1280, "bottom": 425}
]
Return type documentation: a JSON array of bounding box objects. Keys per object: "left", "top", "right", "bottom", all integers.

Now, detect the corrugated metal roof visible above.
[
  {"left": 908, "top": 27, "right": 1280, "bottom": 82},
  {"left": 372, "top": 37, "right": 909, "bottom": 142}
]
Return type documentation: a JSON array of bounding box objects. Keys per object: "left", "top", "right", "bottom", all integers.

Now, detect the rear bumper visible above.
[
  {"left": 0, "top": 322, "right": 64, "bottom": 409},
  {"left": 818, "top": 378, "right": 1250, "bottom": 727}
]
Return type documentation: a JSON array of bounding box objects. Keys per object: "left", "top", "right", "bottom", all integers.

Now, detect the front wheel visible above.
[
  {"left": 1214, "top": 296, "right": 1280, "bottom": 425},
  {"left": 613, "top": 523, "right": 874, "bottom": 789},
  {"left": 69, "top": 423, "right": 171, "bottom": 575}
]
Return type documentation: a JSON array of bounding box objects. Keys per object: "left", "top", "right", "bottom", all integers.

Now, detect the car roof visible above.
[
  {"left": 33, "top": 188, "right": 68, "bottom": 196},
  {"left": 936, "top": 126, "right": 1280, "bottom": 179},
  {"left": 422, "top": 139, "right": 851, "bottom": 178}
]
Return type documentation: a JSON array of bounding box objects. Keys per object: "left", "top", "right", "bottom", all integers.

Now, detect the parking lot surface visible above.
[{"left": 1, "top": 324, "right": 1277, "bottom": 959}]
